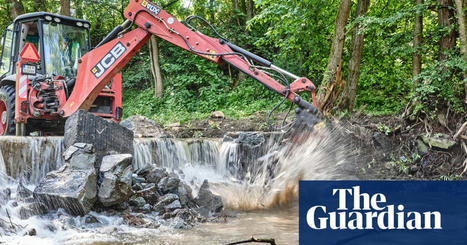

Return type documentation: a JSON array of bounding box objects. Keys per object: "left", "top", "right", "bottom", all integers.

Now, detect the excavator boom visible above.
[{"left": 60, "top": 0, "right": 320, "bottom": 128}]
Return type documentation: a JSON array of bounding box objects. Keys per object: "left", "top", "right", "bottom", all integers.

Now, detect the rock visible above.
[
  {"left": 158, "top": 176, "right": 180, "bottom": 194},
  {"left": 19, "top": 202, "right": 47, "bottom": 219},
  {"left": 132, "top": 174, "right": 146, "bottom": 184},
  {"left": 141, "top": 203, "right": 152, "bottom": 213},
  {"left": 63, "top": 143, "right": 96, "bottom": 170},
  {"left": 416, "top": 139, "right": 429, "bottom": 155},
  {"left": 165, "top": 200, "right": 182, "bottom": 211},
  {"left": 0, "top": 188, "right": 11, "bottom": 203},
  {"left": 210, "top": 111, "right": 225, "bottom": 119},
  {"left": 177, "top": 183, "right": 191, "bottom": 206},
  {"left": 84, "top": 214, "right": 99, "bottom": 224},
  {"left": 422, "top": 134, "right": 457, "bottom": 150},
  {"left": 98, "top": 154, "right": 133, "bottom": 207},
  {"left": 132, "top": 183, "right": 143, "bottom": 191},
  {"left": 26, "top": 228, "right": 37, "bottom": 236},
  {"left": 136, "top": 185, "right": 160, "bottom": 205},
  {"left": 120, "top": 115, "right": 166, "bottom": 138},
  {"left": 154, "top": 193, "right": 179, "bottom": 213},
  {"left": 64, "top": 110, "right": 134, "bottom": 166},
  {"left": 223, "top": 132, "right": 264, "bottom": 147},
  {"left": 129, "top": 196, "right": 146, "bottom": 207},
  {"left": 33, "top": 165, "right": 97, "bottom": 216},
  {"left": 194, "top": 180, "right": 223, "bottom": 216},
  {"left": 145, "top": 167, "right": 168, "bottom": 184},
  {"left": 16, "top": 183, "right": 33, "bottom": 199}
]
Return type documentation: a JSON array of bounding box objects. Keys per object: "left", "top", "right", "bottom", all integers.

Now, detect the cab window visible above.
[{"left": 0, "top": 24, "right": 14, "bottom": 75}]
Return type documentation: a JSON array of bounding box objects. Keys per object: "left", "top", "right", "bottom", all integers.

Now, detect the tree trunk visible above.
[
  {"left": 240, "top": 0, "right": 247, "bottom": 16},
  {"left": 33, "top": 0, "right": 46, "bottom": 12},
  {"left": 454, "top": 0, "right": 467, "bottom": 103},
  {"left": 338, "top": 0, "right": 370, "bottom": 112},
  {"left": 317, "top": 0, "right": 352, "bottom": 113},
  {"left": 247, "top": 0, "right": 254, "bottom": 20},
  {"left": 60, "top": 0, "right": 71, "bottom": 16},
  {"left": 437, "top": 0, "right": 456, "bottom": 62},
  {"left": 232, "top": 0, "right": 241, "bottom": 26},
  {"left": 149, "top": 36, "right": 163, "bottom": 98},
  {"left": 9, "top": 0, "right": 24, "bottom": 19},
  {"left": 413, "top": 0, "right": 424, "bottom": 78}
]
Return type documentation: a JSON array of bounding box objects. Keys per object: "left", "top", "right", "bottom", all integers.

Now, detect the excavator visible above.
[{"left": 0, "top": 0, "right": 320, "bottom": 136}]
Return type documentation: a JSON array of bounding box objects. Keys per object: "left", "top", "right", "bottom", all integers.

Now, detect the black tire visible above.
[{"left": 0, "top": 85, "right": 16, "bottom": 135}]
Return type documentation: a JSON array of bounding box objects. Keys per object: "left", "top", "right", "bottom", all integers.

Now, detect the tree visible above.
[
  {"left": 413, "top": 0, "right": 423, "bottom": 78},
  {"left": 317, "top": 0, "right": 352, "bottom": 113},
  {"left": 247, "top": 0, "right": 254, "bottom": 20},
  {"left": 338, "top": 0, "right": 370, "bottom": 111},
  {"left": 9, "top": 0, "right": 24, "bottom": 18},
  {"left": 149, "top": 36, "right": 163, "bottom": 98},
  {"left": 454, "top": 0, "right": 466, "bottom": 103},
  {"left": 60, "top": 0, "right": 71, "bottom": 16},
  {"left": 437, "top": 0, "right": 456, "bottom": 62}
]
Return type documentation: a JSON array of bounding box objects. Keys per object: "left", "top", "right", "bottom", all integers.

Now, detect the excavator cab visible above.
[{"left": 0, "top": 13, "right": 122, "bottom": 136}]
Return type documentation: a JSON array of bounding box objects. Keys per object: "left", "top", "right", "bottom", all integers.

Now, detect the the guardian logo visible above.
[{"left": 307, "top": 186, "right": 442, "bottom": 230}]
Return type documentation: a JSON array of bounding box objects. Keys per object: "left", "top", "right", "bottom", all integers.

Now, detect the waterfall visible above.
[{"left": 0, "top": 136, "right": 64, "bottom": 184}]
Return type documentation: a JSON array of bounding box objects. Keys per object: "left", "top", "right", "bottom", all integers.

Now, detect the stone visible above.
[
  {"left": 84, "top": 214, "right": 99, "bottom": 224},
  {"left": 422, "top": 134, "right": 457, "bottom": 150},
  {"left": 135, "top": 185, "right": 160, "bottom": 205},
  {"left": 26, "top": 228, "right": 37, "bottom": 236},
  {"left": 120, "top": 115, "right": 166, "bottom": 138},
  {"left": 171, "top": 217, "right": 189, "bottom": 229},
  {"left": 63, "top": 143, "right": 96, "bottom": 170},
  {"left": 210, "top": 111, "right": 225, "bottom": 119},
  {"left": 141, "top": 203, "right": 152, "bottom": 213},
  {"left": 98, "top": 154, "right": 133, "bottom": 207},
  {"left": 165, "top": 200, "right": 182, "bottom": 211},
  {"left": 194, "top": 180, "right": 223, "bottom": 216},
  {"left": 173, "top": 208, "right": 198, "bottom": 224},
  {"left": 64, "top": 110, "right": 134, "bottom": 166},
  {"left": 177, "top": 183, "right": 192, "bottom": 206},
  {"left": 154, "top": 193, "right": 179, "bottom": 213},
  {"left": 132, "top": 174, "right": 145, "bottom": 184},
  {"left": 158, "top": 176, "right": 180, "bottom": 194},
  {"left": 145, "top": 167, "right": 168, "bottom": 184},
  {"left": 33, "top": 165, "right": 97, "bottom": 216},
  {"left": 416, "top": 139, "right": 429, "bottom": 155},
  {"left": 129, "top": 196, "right": 146, "bottom": 207},
  {"left": 132, "top": 183, "right": 143, "bottom": 191}
]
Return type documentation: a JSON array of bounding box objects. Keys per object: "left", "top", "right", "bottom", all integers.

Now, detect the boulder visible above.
[
  {"left": 97, "top": 154, "right": 133, "bottom": 207},
  {"left": 194, "top": 180, "right": 223, "bottom": 216},
  {"left": 17, "top": 182, "right": 33, "bottom": 199},
  {"left": 64, "top": 110, "right": 134, "bottom": 166},
  {"left": 33, "top": 165, "right": 97, "bottom": 216},
  {"left": 372, "top": 132, "right": 392, "bottom": 153},
  {"left": 120, "top": 115, "right": 165, "bottom": 138},
  {"left": 165, "top": 200, "right": 182, "bottom": 211},
  {"left": 177, "top": 183, "right": 192, "bottom": 206},
  {"left": 422, "top": 134, "right": 457, "bottom": 150},
  {"left": 158, "top": 176, "right": 180, "bottom": 194},
  {"left": 18, "top": 202, "right": 47, "bottom": 219}
]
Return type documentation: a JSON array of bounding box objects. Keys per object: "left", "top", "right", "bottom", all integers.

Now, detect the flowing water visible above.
[{"left": 0, "top": 127, "right": 354, "bottom": 244}]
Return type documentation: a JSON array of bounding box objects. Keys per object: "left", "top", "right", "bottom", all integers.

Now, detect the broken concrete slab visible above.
[
  {"left": 33, "top": 165, "right": 97, "bottom": 216},
  {"left": 64, "top": 110, "right": 134, "bottom": 166},
  {"left": 98, "top": 154, "right": 133, "bottom": 207},
  {"left": 63, "top": 143, "right": 96, "bottom": 170}
]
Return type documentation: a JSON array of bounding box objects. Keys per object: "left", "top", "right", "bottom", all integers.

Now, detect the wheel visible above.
[{"left": 0, "top": 85, "right": 16, "bottom": 135}]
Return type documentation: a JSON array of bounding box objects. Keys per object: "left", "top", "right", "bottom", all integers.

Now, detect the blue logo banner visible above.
[{"left": 299, "top": 181, "right": 467, "bottom": 245}]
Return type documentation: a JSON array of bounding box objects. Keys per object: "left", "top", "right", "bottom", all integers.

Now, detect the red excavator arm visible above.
[{"left": 60, "top": 0, "right": 319, "bottom": 128}]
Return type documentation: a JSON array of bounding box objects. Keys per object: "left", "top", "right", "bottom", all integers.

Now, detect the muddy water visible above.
[{"left": 0, "top": 128, "right": 352, "bottom": 244}]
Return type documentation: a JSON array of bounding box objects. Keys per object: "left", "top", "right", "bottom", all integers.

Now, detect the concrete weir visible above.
[
  {"left": 0, "top": 137, "right": 242, "bottom": 184},
  {"left": 0, "top": 136, "right": 64, "bottom": 184}
]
